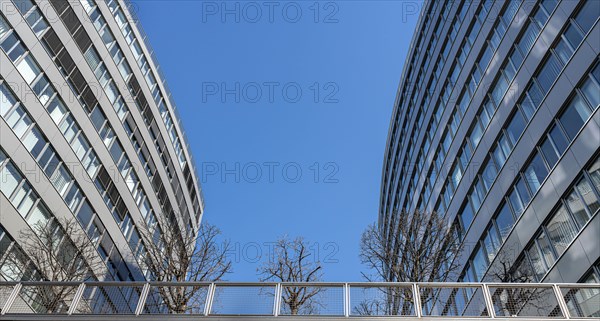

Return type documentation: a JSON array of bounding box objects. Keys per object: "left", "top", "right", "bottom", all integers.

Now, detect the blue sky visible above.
[{"left": 134, "top": 0, "right": 419, "bottom": 281}]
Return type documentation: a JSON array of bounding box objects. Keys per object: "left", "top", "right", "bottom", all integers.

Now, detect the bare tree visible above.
[
  {"left": 140, "top": 220, "right": 232, "bottom": 314},
  {"left": 258, "top": 236, "right": 323, "bottom": 315},
  {"left": 359, "top": 210, "right": 463, "bottom": 315},
  {"left": 8, "top": 218, "right": 104, "bottom": 313},
  {"left": 486, "top": 247, "right": 552, "bottom": 317}
]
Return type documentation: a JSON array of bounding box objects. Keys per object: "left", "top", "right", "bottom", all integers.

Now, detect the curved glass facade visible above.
[
  {"left": 380, "top": 0, "right": 599, "bottom": 285},
  {"left": 0, "top": 0, "right": 203, "bottom": 283}
]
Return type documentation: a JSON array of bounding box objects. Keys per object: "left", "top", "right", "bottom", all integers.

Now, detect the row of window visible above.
[
  {"left": 519, "top": 162, "right": 600, "bottom": 281},
  {"left": 14, "top": 0, "right": 190, "bottom": 239},
  {"left": 382, "top": 0, "right": 459, "bottom": 215},
  {"left": 434, "top": 0, "right": 558, "bottom": 220},
  {"left": 0, "top": 77, "right": 134, "bottom": 282},
  {"left": 383, "top": 0, "right": 483, "bottom": 228},
  {"left": 30, "top": 0, "right": 166, "bottom": 257},
  {"left": 101, "top": 0, "right": 202, "bottom": 216},
  {"left": 0, "top": 225, "right": 42, "bottom": 282},
  {"left": 0, "top": 225, "right": 143, "bottom": 314},
  {"left": 18, "top": 0, "right": 175, "bottom": 273},
  {"left": 418, "top": 0, "right": 528, "bottom": 217},
  {"left": 10, "top": 0, "right": 193, "bottom": 275},
  {"left": 436, "top": 152, "right": 599, "bottom": 318},
  {"left": 0, "top": 13, "right": 144, "bottom": 280},
  {"left": 392, "top": 0, "right": 509, "bottom": 223},
  {"left": 456, "top": 1, "right": 598, "bottom": 241},
  {"left": 385, "top": 0, "right": 443, "bottom": 161},
  {"left": 457, "top": 62, "right": 599, "bottom": 288},
  {"left": 0, "top": 149, "right": 96, "bottom": 282},
  {"left": 74, "top": 0, "right": 199, "bottom": 227}
]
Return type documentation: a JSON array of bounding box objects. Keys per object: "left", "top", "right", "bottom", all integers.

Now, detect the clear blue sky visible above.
[{"left": 134, "top": 0, "right": 419, "bottom": 281}]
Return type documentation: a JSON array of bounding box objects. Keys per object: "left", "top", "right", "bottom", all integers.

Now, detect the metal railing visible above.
[{"left": 0, "top": 281, "right": 598, "bottom": 319}]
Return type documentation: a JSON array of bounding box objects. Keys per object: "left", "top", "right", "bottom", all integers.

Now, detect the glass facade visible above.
[{"left": 380, "top": 0, "right": 599, "bottom": 288}]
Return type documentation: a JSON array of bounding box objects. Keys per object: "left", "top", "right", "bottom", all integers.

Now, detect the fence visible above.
[{"left": 0, "top": 281, "right": 598, "bottom": 318}]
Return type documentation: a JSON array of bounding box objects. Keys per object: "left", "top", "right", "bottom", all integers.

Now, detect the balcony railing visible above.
[{"left": 0, "top": 281, "right": 598, "bottom": 319}]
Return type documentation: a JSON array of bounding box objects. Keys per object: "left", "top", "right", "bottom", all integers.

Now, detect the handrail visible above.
[
  {"left": 1, "top": 280, "right": 597, "bottom": 287},
  {"left": 0, "top": 281, "right": 598, "bottom": 318}
]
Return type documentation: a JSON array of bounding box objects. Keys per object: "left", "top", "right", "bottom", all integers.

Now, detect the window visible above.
[
  {"left": 506, "top": 111, "right": 526, "bottom": 145},
  {"left": 581, "top": 75, "right": 600, "bottom": 108},
  {"left": 566, "top": 187, "right": 590, "bottom": 228},
  {"left": 491, "top": 76, "right": 508, "bottom": 106},
  {"left": 516, "top": 178, "right": 532, "bottom": 207},
  {"left": 559, "top": 95, "right": 591, "bottom": 140},
  {"left": 589, "top": 159, "right": 600, "bottom": 194},
  {"left": 72, "top": 134, "right": 89, "bottom": 160},
  {"left": 2, "top": 34, "right": 24, "bottom": 61},
  {"left": 28, "top": 9, "right": 49, "bottom": 36},
  {"left": 50, "top": 164, "right": 70, "bottom": 196},
  {"left": 14, "top": 0, "right": 35, "bottom": 14},
  {"left": 527, "top": 245, "right": 547, "bottom": 280},
  {"left": 471, "top": 122, "right": 483, "bottom": 147},
  {"left": 575, "top": 177, "right": 599, "bottom": 214},
  {"left": 6, "top": 106, "right": 32, "bottom": 138},
  {"left": 540, "top": 136, "right": 559, "bottom": 169},
  {"left": 509, "top": 187, "right": 525, "bottom": 216},
  {"left": 83, "top": 152, "right": 99, "bottom": 177},
  {"left": 536, "top": 231, "right": 556, "bottom": 269},
  {"left": 26, "top": 203, "right": 49, "bottom": 230},
  {"left": 59, "top": 115, "right": 78, "bottom": 143},
  {"left": 38, "top": 146, "right": 57, "bottom": 176},
  {"left": 470, "top": 180, "right": 484, "bottom": 211},
  {"left": 32, "top": 75, "right": 53, "bottom": 105},
  {"left": 472, "top": 245, "right": 488, "bottom": 281},
  {"left": 527, "top": 82, "right": 544, "bottom": 111},
  {"left": 524, "top": 154, "right": 549, "bottom": 193},
  {"left": 65, "top": 184, "right": 83, "bottom": 212},
  {"left": 482, "top": 159, "right": 498, "bottom": 191},
  {"left": 23, "top": 127, "right": 45, "bottom": 158},
  {"left": 0, "top": 162, "right": 22, "bottom": 199},
  {"left": 495, "top": 203, "right": 515, "bottom": 241},
  {"left": 0, "top": 83, "right": 16, "bottom": 117},
  {"left": 109, "top": 141, "right": 123, "bottom": 161},
  {"left": 483, "top": 225, "right": 501, "bottom": 261},
  {"left": 76, "top": 200, "right": 94, "bottom": 228},
  {"left": 47, "top": 97, "right": 67, "bottom": 124},
  {"left": 460, "top": 202, "right": 474, "bottom": 232},
  {"left": 518, "top": 22, "right": 539, "bottom": 54},
  {"left": 84, "top": 47, "right": 101, "bottom": 71},
  {"left": 537, "top": 55, "right": 562, "bottom": 93},
  {"left": 16, "top": 55, "right": 41, "bottom": 84},
  {"left": 0, "top": 15, "right": 9, "bottom": 38},
  {"left": 510, "top": 47, "right": 524, "bottom": 70},
  {"left": 574, "top": 0, "right": 599, "bottom": 34},
  {"left": 494, "top": 135, "right": 511, "bottom": 166},
  {"left": 564, "top": 23, "right": 584, "bottom": 50},
  {"left": 549, "top": 125, "right": 568, "bottom": 155},
  {"left": 546, "top": 205, "right": 578, "bottom": 255},
  {"left": 555, "top": 37, "right": 573, "bottom": 66}
]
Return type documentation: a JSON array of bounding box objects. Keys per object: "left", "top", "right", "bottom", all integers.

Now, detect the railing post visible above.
[
  {"left": 135, "top": 283, "right": 151, "bottom": 316},
  {"left": 413, "top": 283, "right": 422, "bottom": 318},
  {"left": 273, "top": 283, "right": 282, "bottom": 316},
  {"left": 204, "top": 283, "right": 216, "bottom": 316},
  {"left": 1, "top": 283, "right": 21, "bottom": 315},
  {"left": 481, "top": 284, "right": 495, "bottom": 318},
  {"left": 68, "top": 283, "right": 86, "bottom": 315},
  {"left": 344, "top": 283, "right": 350, "bottom": 317},
  {"left": 552, "top": 284, "right": 571, "bottom": 319}
]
